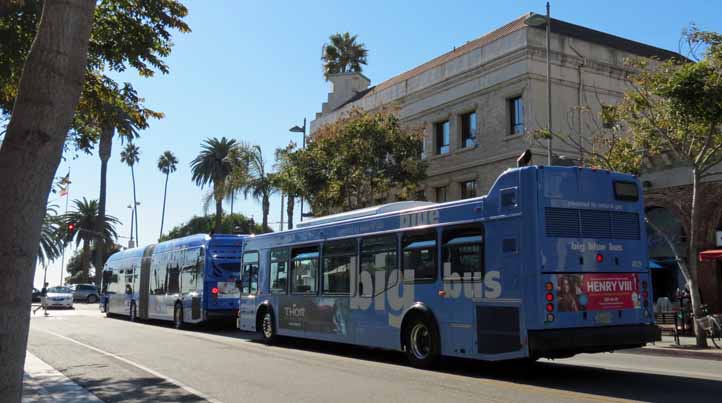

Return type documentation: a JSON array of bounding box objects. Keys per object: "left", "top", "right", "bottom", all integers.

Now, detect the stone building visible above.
[{"left": 310, "top": 13, "right": 722, "bottom": 311}]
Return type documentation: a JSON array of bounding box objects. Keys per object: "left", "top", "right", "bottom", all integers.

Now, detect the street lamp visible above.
[
  {"left": 524, "top": 2, "right": 553, "bottom": 165},
  {"left": 289, "top": 118, "right": 306, "bottom": 221},
  {"left": 127, "top": 202, "right": 140, "bottom": 248}
]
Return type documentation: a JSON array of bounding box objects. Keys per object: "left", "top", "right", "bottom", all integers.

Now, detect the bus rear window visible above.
[{"left": 613, "top": 181, "right": 638, "bottom": 202}]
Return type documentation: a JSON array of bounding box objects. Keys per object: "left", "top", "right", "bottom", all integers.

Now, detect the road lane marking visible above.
[{"left": 39, "top": 329, "right": 224, "bottom": 403}]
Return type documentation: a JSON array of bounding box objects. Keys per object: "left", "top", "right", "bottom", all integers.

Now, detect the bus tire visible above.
[
  {"left": 258, "top": 307, "right": 276, "bottom": 344},
  {"left": 404, "top": 315, "right": 440, "bottom": 369},
  {"left": 174, "top": 303, "right": 185, "bottom": 330},
  {"left": 129, "top": 302, "right": 137, "bottom": 322}
]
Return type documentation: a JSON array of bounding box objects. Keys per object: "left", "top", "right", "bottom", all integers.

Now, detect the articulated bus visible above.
[
  {"left": 237, "top": 165, "right": 660, "bottom": 368},
  {"left": 101, "top": 233, "right": 246, "bottom": 328}
]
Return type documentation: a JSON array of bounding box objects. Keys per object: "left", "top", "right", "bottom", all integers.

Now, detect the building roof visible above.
[{"left": 333, "top": 13, "right": 682, "bottom": 112}]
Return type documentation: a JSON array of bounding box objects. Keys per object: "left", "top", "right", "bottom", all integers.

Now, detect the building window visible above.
[
  {"left": 509, "top": 96, "right": 524, "bottom": 135},
  {"left": 461, "top": 111, "right": 477, "bottom": 148},
  {"left": 435, "top": 186, "right": 447, "bottom": 202},
  {"left": 460, "top": 180, "right": 476, "bottom": 199},
  {"left": 435, "top": 120, "right": 450, "bottom": 154}
]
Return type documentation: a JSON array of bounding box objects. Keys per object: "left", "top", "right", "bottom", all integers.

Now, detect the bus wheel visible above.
[
  {"left": 259, "top": 309, "right": 276, "bottom": 344},
  {"left": 405, "top": 317, "right": 440, "bottom": 369},
  {"left": 174, "top": 304, "right": 185, "bottom": 330},
  {"left": 129, "top": 302, "right": 137, "bottom": 322}
]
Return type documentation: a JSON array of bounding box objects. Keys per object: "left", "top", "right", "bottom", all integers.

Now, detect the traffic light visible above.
[{"left": 67, "top": 223, "right": 76, "bottom": 234}]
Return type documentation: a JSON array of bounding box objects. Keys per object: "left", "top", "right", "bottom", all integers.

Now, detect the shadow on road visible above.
[{"left": 57, "top": 374, "right": 206, "bottom": 403}]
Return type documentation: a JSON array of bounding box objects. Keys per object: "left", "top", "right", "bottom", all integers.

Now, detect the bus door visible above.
[
  {"left": 138, "top": 245, "right": 155, "bottom": 319},
  {"left": 239, "top": 251, "right": 259, "bottom": 331}
]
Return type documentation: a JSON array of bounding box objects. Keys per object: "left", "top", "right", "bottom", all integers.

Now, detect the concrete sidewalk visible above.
[
  {"left": 624, "top": 336, "right": 722, "bottom": 361},
  {"left": 23, "top": 351, "right": 103, "bottom": 403}
]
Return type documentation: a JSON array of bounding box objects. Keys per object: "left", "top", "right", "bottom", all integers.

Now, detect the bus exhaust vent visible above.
[{"left": 545, "top": 208, "right": 640, "bottom": 240}]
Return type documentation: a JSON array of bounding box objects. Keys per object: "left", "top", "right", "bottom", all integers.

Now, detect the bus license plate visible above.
[{"left": 595, "top": 311, "right": 612, "bottom": 324}]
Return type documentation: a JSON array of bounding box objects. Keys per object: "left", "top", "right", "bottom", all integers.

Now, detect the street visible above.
[{"left": 26, "top": 304, "right": 722, "bottom": 403}]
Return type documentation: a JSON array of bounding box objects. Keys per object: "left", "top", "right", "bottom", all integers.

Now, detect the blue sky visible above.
[{"left": 36, "top": 0, "right": 722, "bottom": 287}]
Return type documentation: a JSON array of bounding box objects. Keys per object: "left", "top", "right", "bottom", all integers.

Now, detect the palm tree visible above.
[
  {"left": 190, "top": 137, "right": 240, "bottom": 233},
  {"left": 157, "top": 150, "right": 178, "bottom": 239},
  {"left": 235, "top": 144, "right": 276, "bottom": 231},
  {"left": 38, "top": 206, "right": 62, "bottom": 266},
  {"left": 120, "top": 142, "right": 141, "bottom": 245},
  {"left": 62, "top": 198, "right": 119, "bottom": 283},
  {"left": 321, "top": 32, "right": 368, "bottom": 80},
  {"left": 273, "top": 143, "right": 301, "bottom": 230}
]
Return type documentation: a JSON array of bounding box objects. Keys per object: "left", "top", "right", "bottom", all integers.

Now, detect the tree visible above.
[
  {"left": 274, "top": 142, "right": 302, "bottom": 229},
  {"left": 321, "top": 32, "right": 368, "bottom": 80},
  {"left": 157, "top": 150, "right": 178, "bottom": 239},
  {"left": 120, "top": 142, "right": 141, "bottom": 245},
  {"left": 0, "top": 1, "right": 95, "bottom": 399},
  {"left": 190, "top": 137, "right": 241, "bottom": 233},
  {"left": 546, "top": 27, "right": 722, "bottom": 347},
  {"left": 233, "top": 144, "right": 276, "bottom": 231},
  {"left": 64, "top": 241, "right": 121, "bottom": 285},
  {"left": 37, "top": 205, "right": 62, "bottom": 266},
  {"left": 61, "top": 198, "right": 119, "bottom": 283},
  {"left": 160, "top": 213, "right": 268, "bottom": 242},
  {"left": 289, "top": 108, "right": 427, "bottom": 215}
]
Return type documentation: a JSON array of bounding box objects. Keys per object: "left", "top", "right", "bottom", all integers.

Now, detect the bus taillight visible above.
[
  {"left": 545, "top": 303, "right": 554, "bottom": 312},
  {"left": 596, "top": 253, "right": 604, "bottom": 263},
  {"left": 211, "top": 287, "right": 219, "bottom": 297},
  {"left": 544, "top": 282, "right": 553, "bottom": 291},
  {"left": 545, "top": 292, "right": 554, "bottom": 302}
]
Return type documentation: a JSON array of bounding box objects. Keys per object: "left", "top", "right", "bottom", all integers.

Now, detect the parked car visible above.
[
  {"left": 72, "top": 284, "right": 100, "bottom": 303},
  {"left": 45, "top": 286, "right": 74, "bottom": 309},
  {"left": 32, "top": 288, "right": 41, "bottom": 302}
]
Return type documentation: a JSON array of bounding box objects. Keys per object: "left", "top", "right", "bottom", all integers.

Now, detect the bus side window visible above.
[
  {"left": 360, "top": 234, "right": 397, "bottom": 296},
  {"left": 291, "top": 246, "right": 319, "bottom": 294},
  {"left": 269, "top": 248, "right": 288, "bottom": 294},
  {"left": 242, "top": 252, "right": 259, "bottom": 295},
  {"left": 167, "top": 264, "right": 180, "bottom": 294},
  {"left": 402, "top": 230, "right": 437, "bottom": 282},
  {"left": 322, "top": 239, "right": 355, "bottom": 295},
  {"left": 442, "top": 224, "right": 484, "bottom": 280}
]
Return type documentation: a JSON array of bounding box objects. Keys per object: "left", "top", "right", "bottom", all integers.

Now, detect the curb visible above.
[
  {"left": 23, "top": 351, "right": 104, "bottom": 402},
  {"left": 621, "top": 346, "right": 722, "bottom": 361}
]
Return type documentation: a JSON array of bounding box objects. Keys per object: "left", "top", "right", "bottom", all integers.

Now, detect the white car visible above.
[{"left": 45, "top": 286, "right": 74, "bottom": 309}]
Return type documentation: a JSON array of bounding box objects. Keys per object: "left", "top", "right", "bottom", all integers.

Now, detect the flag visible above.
[{"left": 58, "top": 172, "right": 71, "bottom": 197}]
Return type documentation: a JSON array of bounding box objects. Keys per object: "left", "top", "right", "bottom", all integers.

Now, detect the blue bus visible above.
[
  {"left": 237, "top": 165, "right": 660, "bottom": 367},
  {"left": 101, "top": 233, "right": 246, "bottom": 328}
]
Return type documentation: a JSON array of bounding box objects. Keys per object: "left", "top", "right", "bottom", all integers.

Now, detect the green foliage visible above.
[
  {"left": 157, "top": 150, "right": 178, "bottom": 175},
  {"left": 0, "top": 0, "right": 189, "bottom": 148},
  {"left": 37, "top": 205, "right": 62, "bottom": 266},
  {"left": 61, "top": 198, "right": 120, "bottom": 248},
  {"left": 289, "top": 108, "right": 427, "bottom": 216},
  {"left": 120, "top": 142, "right": 140, "bottom": 167},
  {"left": 229, "top": 143, "right": 277, "bottom": 229},
  {"left": 321, "top": 32, "right": 368, "bottom": 80},
  {"left": 65, "top": 241, "right": 121, "bottom": 285},
  {"left": 160, "top": 213, "right": 269, "bottom": 242},
  {"left": 190, "top": 137, "right": 240, "bottom": 190}
]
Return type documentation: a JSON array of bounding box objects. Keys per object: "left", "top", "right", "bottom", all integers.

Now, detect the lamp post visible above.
[
  {"left": 289, "top": 118, "right": 306, "bottom": 222},
  {"left": 524, "top": 2, "right": 553, "bottom": 165},
  {"left": 127, "top": 202, "right": 140, "bottom": 248}
]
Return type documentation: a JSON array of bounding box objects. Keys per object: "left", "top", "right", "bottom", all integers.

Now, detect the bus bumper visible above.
[
  {"left": 205, "top": 309, "right": 238, "bottom": 320},
  {"left": 528, "top": 324, "right": 661, "bottom": 359}
]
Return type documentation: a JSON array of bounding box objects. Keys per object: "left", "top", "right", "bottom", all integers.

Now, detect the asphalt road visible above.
[{"left": 27, "top": 304, "right": 722, "bottom": 403}]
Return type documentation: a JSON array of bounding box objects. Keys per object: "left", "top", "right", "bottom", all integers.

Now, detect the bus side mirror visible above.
[{"left": 235, "top": 279, "right": 243, "bottom": 289}]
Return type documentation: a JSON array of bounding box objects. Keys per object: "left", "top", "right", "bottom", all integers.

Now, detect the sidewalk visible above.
[
  {"left": 23, "top": 351, "right": 103, "bottom": 403},
  {"left": 624, "top": 336, "right": 722, "bottom": 361}
]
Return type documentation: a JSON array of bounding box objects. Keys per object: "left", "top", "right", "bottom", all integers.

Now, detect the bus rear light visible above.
[
  {"left": 545, "top": 303, "right": 554, "bottom": 312},
  {"left": 545, "top": 293, "right": 554, "bottom": 302},
  {"left": 211, "top": 287, "right": 219, "bottom": 296},
  {"left": 544, "top": 282, "right": 553, "bottom": 291},
  {"left": 546, "top": 313, "right": 555, "bottom": 322},
  {"left": 596, "top": 253, "right": 604, "bottom": 263}
]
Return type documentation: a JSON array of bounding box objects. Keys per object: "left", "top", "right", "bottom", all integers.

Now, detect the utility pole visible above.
[{"left": 545, "top": 1, "right": 552, "bottom": 165}]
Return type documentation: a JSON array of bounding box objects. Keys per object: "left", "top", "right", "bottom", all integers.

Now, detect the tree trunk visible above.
[
  {"left": 80, "top": 239, "right": 91, "bottom": 283},
  {"left": 262, "top": 193, "right": 270, "bottom": 231},
  {"left": 688, "top": 169, "right": 708, "bottom": 347},
  {"left": 159, "top": 172, "right": 169, "bottom": 239},
  {"left": 214, "top": 182, "right": 223, "bottom": 233},
  {"left": 287, "top": 194, "right": 295, "bottom": 230},
  {"left": 94, "top": 124, "right": 113, "bottom": 286},
  {"left": 131, "top": 165, "right": 139, "bottom": 246},
  {"left": 0, "top": 1, "right": 95, "bottom": 400}
]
